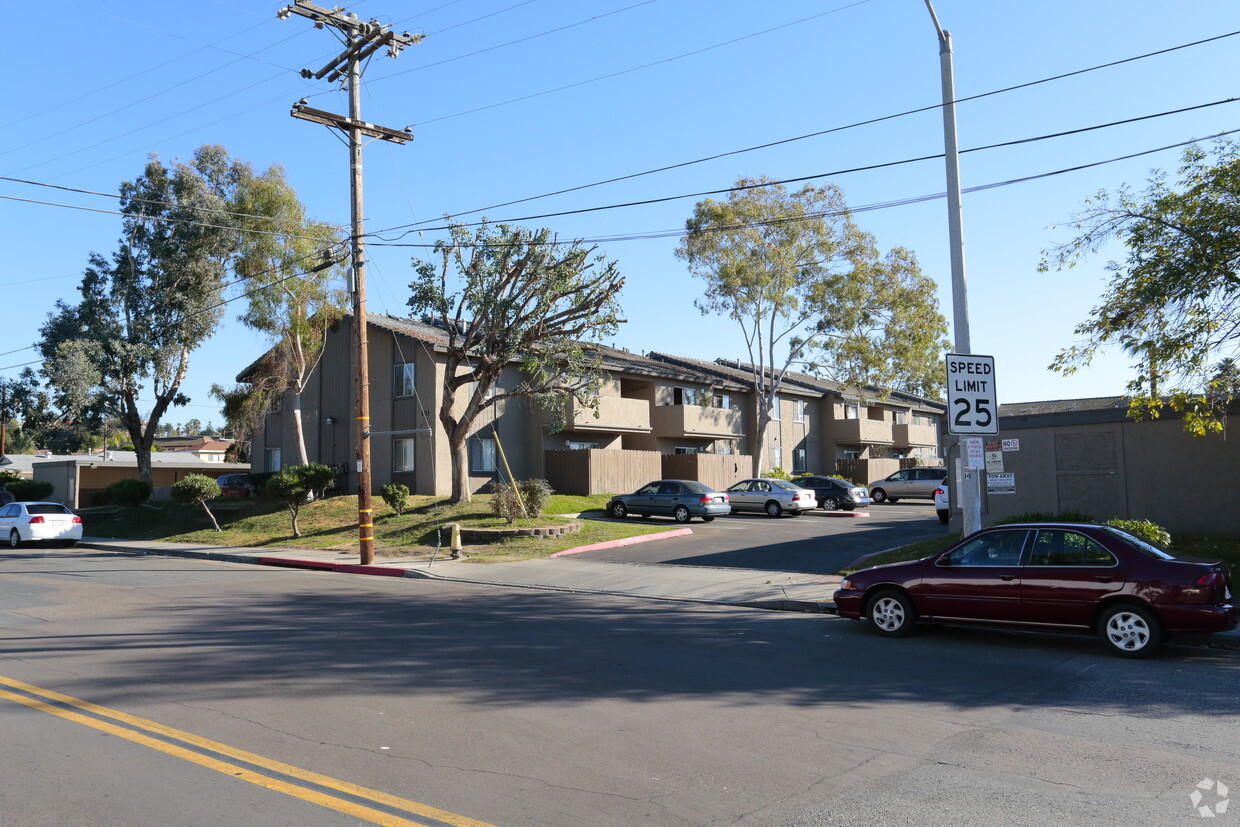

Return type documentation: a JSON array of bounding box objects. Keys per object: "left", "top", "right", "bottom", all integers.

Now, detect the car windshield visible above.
[
  {"left": 27, "top": 504, "right": 72, "bottom": 515},
  {"left": 1100, "top": 525, "right": 1175, "bottom": 559},
  {"left": 769, "top": 480, "right": 797, "bottom": 491}
]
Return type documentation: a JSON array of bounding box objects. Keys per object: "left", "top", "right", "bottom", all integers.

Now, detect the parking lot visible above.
[{"left": 578, "top": 501, "right": 949, "bottom": 574}]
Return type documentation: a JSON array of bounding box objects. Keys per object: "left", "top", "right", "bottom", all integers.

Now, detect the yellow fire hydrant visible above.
[{"left": 448, "top": 522, "right": 462, "bottom": 558}]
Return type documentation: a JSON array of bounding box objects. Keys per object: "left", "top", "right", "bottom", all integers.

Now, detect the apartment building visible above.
[{"left": 244, "top": 313, "right": 945, "bottom": 496}]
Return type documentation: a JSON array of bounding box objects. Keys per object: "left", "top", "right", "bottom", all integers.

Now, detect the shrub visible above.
[
  {"left": 0, "top": 469, "right": 22, "bottom": 487},
  {"left": 1106, "top": 518, "right": 1172, "bottom": 548},
  {"left": 763, "top": 467, "right": 793, "bottom": 481},
  {"left": 489, "top": 481, "right": 523, "bottom": 525},
  {"left": 381, "top": 483, "right": 411, "bottom": 516},
  {"left": 298, "top": 463, "right": 337, "bottom": 499},
  {"left": 992, "top": 511, "right": 1095, "bottom": 525},
  {"left": 518, "top": 479, "right": 554, "bottom": 518},
  {"left": 7, "top": 479, "right": 55, "bottom": 502},
  {"left": 263, "top": 464, "right": 332, "bottom": 537},
  {"left": 171, "top": 474, "right": 222, "bottom": 531},
  {"left": 104, "top": 478, "right": 152, "bottom": 507}
]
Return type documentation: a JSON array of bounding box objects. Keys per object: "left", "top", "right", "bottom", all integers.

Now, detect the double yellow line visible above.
[{"left": 0, "top": 674, "right": 493, "bottom": 827}]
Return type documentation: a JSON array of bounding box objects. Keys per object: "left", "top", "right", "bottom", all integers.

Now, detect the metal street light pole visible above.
[{"left": 925, "top": 0, "right": 982, "bottom": 535}]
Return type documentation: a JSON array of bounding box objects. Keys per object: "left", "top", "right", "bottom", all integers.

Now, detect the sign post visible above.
[{"left": 945, "top": 353, "right": 998, "bottom": 535}]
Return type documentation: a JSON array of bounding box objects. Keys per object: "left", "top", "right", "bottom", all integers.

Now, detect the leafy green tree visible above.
[
  {"left": 677, "top": 178, "right": 949, "bottom": 475},
  {"left": 172, "top": 474, "right": 222, "bottom": 531},
  {"left": 233, "top": 163, "right": 348, "bottom": 465},
  {"left": 1043, "top": 140, "right": 1240, "bottom": 435},
  {"left": 408, "top": 222, "right": 625, "bottom": 503},
  {"left": 38, "top": 145, "right": 246, "bottom": 485},
  {"left": 264, "top": 463, "right": 333, "bottom": 537}
]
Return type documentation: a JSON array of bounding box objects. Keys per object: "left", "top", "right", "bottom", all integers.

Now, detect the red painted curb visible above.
[
  {"left": 550, "top": 527, "right": 693, "bottom": 557},
  {"left": 260, "top": 557, "right": 335, "bottom": 570},
  {"left": 825, "top": 510, "right": 870, "bottom": 518}
]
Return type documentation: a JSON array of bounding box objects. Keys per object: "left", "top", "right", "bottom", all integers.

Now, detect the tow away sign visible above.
[{"left": 946, "top": 353, "right": 998, "bottom": 435}]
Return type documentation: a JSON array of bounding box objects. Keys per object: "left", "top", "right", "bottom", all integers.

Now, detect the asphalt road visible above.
[
  {"left": 578, "top": 501, "right": 948, "bottom": 572},
  {"left": 3, "top": 548, "right": 1238, "bottom": 826}
]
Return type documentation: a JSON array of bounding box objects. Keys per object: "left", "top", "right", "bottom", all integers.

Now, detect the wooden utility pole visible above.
[{"left": 281, "top": 1, "right": 421, "bottom": 565}]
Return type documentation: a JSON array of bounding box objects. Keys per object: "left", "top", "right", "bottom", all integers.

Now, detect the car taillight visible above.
[
  {"left": 933, "top": 487, "right": 945, "bottom": 496},
  {"left": 698, "top": 495, "right": 713, "bottom": 504},
  {"left": 28, "top": 516, "right": 45, "bottom": 524},
  {"left": 72, "top": 516, "right": 83, "bottom": 525},
  {"left": 1198, "top": 573, "right": 1225, "bottom": 587}
]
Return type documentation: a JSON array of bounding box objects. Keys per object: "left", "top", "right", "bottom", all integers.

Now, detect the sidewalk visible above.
[{"left": 77, "top": 536, "right": 842, "bottom": 613}]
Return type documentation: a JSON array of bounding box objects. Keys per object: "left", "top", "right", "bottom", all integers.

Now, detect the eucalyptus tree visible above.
[
  {"left": 38, "top": 145, "right": 245, "bottom": 485},
  {"left": 1044, "top": 140, "right": 1240, "bottom": 435},
  {"left": 678, "top": 177, "right": 949, "bottom": 475},
  {"left": 409, "top": 222, "right": 625, "bottom": 503},
  {"left": 233, "top": 163, "right": 348, "bottom": 465}
]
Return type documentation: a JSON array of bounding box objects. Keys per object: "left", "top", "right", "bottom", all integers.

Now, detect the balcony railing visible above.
[
  {"left": 892, "top": 422, "right": 938, "bottom": 447},
  {"left": 834, "top": 418, "right": 894, "bottom": 444},
  {"left": 563, "top": 396, "right": 652, "bottom": 433},
  {"left": 650, "top": 404, "right": 744, "bottom": 439}
]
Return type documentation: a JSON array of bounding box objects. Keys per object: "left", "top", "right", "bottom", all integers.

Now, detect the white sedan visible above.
[{"left": 0, "top": 501, "right": 84, "bottom": 548}]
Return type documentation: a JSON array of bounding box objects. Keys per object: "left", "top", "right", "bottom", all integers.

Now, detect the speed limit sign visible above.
[{"left": 946, "top": 353, "right": 998, "bottom": 434}]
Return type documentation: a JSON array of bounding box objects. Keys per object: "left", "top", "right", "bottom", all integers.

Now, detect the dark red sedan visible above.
[{"left": 834, "top": 523, "right": 1237, "bottom": 658}]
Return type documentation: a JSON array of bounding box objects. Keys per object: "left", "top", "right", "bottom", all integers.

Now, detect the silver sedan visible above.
[{"left": 724, "top": 478, "right": 817, "bottom": 517}]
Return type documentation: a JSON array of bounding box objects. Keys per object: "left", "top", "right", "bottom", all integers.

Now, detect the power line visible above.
[
  {"left": 368, "top": 27, "right": 1240, "bottom": 237},
  {"left": 365, "top": 127, "right": 1240, "bottom": 249},
  {"left": 410, "top": 0, "right": 874, "bottom": 127},
  {"left": 367, "top": 98, "right": 1240, "bottom": 241}
]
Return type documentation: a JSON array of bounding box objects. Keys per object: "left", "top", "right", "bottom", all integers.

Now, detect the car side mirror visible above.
[{"left": 935, "top": 555, "right": 952, "bottom": 567}]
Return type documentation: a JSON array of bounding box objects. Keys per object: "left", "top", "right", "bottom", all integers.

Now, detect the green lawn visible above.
[{"left": 79, "top": 493, "right": 672, "bottom": 563}]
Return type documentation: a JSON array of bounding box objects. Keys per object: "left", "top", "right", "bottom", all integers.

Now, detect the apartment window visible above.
[
  {"left": 674, "top": 446, "right": 699, "bottom": 455},
  {"left": 717, "top": 442, "right": 734, "bottom": 455},
  {"left": 769, "top": 446, "right": 781, "bottom": 468},
  {"left": 894, "top": 410, "right": 908, "bottom": 425},
  {"left": 393, "top": 362, "right": 415, "bottom": 398},
  {"left": 770, "top": 396, "right": 781, "bottom": 420},
  {"left": 713, "top": 393, "right": 732, "bottom": 410},
  {"left": 842, "top": 449, "right": 861, "bottom": 460},
  {"left": 264, "top": 447, "right": 282, "bottom": 472},
  {"left": 793, "top": 447, "right": 807, "bottom": 474},
  {"left": 914, "top": 413, "right": 935, "bottom": 426},
  {"left": 673, "top": 386, "right": 700, "bottom": 406},
  {"left": 394, "top": 438, "right": 416, "bottom": 473},
  {"left": 566, "top": 441, "right": 598, "bottom": 450},
  {"left": 843, "top": 403, "right": 859, "bottom": 419},
  {"left": 794, "top": 399, "right": 807, "bottom": 423},
  {"left": 469, "top": 437, "right": 497, "bottom": 473}
]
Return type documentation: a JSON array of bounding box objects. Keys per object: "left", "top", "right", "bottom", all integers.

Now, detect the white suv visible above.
[{"left": 867, "top": 467, "right": 948, "bottom": 504}]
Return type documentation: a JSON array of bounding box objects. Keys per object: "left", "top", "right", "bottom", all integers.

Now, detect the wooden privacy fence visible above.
[
  {"left": 660, "top": 453, "right": 754, "bottom": 491},
  {"left": 543, "top": 449, "right": 661, "bottom": 496}
]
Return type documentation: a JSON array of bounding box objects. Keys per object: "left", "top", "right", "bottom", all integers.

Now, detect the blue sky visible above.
[{"left": 5, "top": 0, "right": 1240, "bottom": 429}]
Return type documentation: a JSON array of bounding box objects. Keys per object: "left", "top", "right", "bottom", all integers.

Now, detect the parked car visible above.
[
  {"left": 0, "top": 501, "right": 84, "bottom": 548},
  {"left": 216, "top": 473, "right": 255, "bottom": 498},
  {"left": 934, "top": 484, "right": 949, "bottom": 524},
  {"left": 724, "top": 478, "right": 817, "bottom": 517},
  {"left": 790, "top": 475, "right": 871, "bottom": 511},
  {"left": 0, "top": 487, "right": 13, "bottom": 506},
  {"left": 867, "top": 467, "right": 947, "bottom": 503},
  {"left": 833, "top": 522, "right": 1238, "bottom": 658},
  {"left": 607, "top": 480, "right": 731, "bottom": 523}
]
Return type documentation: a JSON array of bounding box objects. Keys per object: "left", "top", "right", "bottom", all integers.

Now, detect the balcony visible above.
[
  {"left": 834, "top": 418, "right": 894, "bottom": 445},
  {"left": 562, "top": 396, "right": 651, "bottom": 434},
  {"left": 651, "top": 404, "right": 744, "bottom": 439},
  {"left": 893, "top": 422, "right": 938, "bottom": 447}
]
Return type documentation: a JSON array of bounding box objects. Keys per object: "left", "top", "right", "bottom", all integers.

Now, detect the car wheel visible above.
[
  {"left": 1098, "top": 603, "right": 1163, "bottom": 658},
  {"left": 937, "top": 509, "right": 949, "bottom": 525},
  {"left": 887, "top": 497, "right": 900, "bottom": 503},
  {"left": 871, "top": 489, "right": 887, "bottom": 503},
  {"left": 608, "top": 501, "right": 627, "bottom": 519},
  {"left": 673, "top": 505, "right": 692, "bottom": 524},
  {"left": 702, "top": 516, "right": 715, "bottom": 523},
  {"left": 820, "top": 497, "right": 839, "bottom": 511},
  {"left": 764, "top": 501, "right": 783, "bottom": 518},
  {"left": 7, "top": 530, "right": 20, "bottom": 549},
  {"left": 867, "top": 590, "right": 916, "bottom": 637}
]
